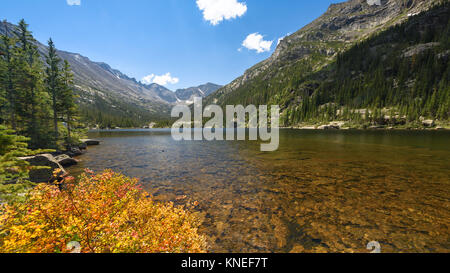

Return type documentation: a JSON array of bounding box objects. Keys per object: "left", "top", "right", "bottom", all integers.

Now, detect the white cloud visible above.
[
  {"left": 242, "top": 33, "right": 273, "bottom": 53},
  {"left": 67, "top": 0, "right": 81, "bottom": 6},
  {"left": 196, "top": 0, "right": 247, "bottom": 26},
  {"left": 141, "top": 73, "right": 179, "bottom": 86}
]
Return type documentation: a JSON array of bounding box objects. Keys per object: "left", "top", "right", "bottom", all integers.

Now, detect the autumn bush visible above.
[{"left": 0, "top": 170, "right": 207, "bottom": 253}]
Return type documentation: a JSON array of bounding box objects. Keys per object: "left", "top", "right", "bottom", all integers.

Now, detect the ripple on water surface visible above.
[{"left": 69, "top": 129, "right": 450, "bottom": 253}]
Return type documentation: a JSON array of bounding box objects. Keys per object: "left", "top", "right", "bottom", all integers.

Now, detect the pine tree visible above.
[
  {"left": 60, "top": 60, "right": 77, "bottom": 143},
  {"left": 15, "top": 19, "right": 45, "bottom": 147},
  {"left": 0, "top": 20, "right": 18, "bottom": 130},
  {"left": 0, "top": 36, "right": 6, "bottom": 124},
  {"left": 45, "top": 38, "right": 62, "bottom": 148},
  {"left": 0, "top": 125, "right": 35, "bottom": 203}
]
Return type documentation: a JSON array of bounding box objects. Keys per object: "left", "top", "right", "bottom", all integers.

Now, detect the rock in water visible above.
[
  {"left": 54, "top": 154, "right": 78, "bottom": 167},
  {"left": 67, "top": 146, "right": 83, "bottom": 157},
  {"left": 81, "top": 139, "right": 100, "bottom": 146},
  {"left": 78, "top": 142, "right": 88, "bottom": 150}
]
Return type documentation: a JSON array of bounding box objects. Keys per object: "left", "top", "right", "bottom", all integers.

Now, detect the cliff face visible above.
[{"left": 209, "top": 0, "right": 441, "bottom": 104}]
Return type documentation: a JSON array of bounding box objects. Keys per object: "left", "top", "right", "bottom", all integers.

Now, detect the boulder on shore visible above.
[
  {"left": 78, "top": 142, "right": 88, "bottom": 150},
  {"left": 369, "top": 125, "right": 385, "bottom": 129},
  {"left": 21, "top": 154, "right": 67, "bottom": 183},
  {"left": 318, "top": 125, "right": 340, "bottom": 130},
  {"left": 422, "top": 120, "right": 435, "bottom": 127},
  {"left": 54, "top": 154, "right": 78, "bottom": 167}
]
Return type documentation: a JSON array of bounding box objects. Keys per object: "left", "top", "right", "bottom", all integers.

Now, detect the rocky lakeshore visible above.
[
  {"left": 21, "top": 139, "right": 100, "bottom": 183},
  {"left": 286, "top": 119, "right": 449, "bottom": 131}
]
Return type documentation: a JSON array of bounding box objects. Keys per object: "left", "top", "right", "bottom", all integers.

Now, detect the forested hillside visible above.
[
  {"left": 207, "top": 0, "right": 449, "bottom": 128},
  {"left": 282, "top": 2, "right": 450, "bottom": 126}
]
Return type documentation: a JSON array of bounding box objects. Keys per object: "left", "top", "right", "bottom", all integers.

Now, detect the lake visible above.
[{"left": 69, "top": 129, "right": 450, "bottom": 253}]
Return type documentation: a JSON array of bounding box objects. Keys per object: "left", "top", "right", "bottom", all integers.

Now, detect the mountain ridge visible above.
[
  {"left": 207, "top": 0, "right": 442, "bottom": 106},
  {"left": 207, "top": 0, "right": 449, "bottom": 128},
  {"left": 175, "top": 83, "right": 222, "bottom": 104},
  {"left": 0, "top": 20, "right": 221, "bottom": 126}
]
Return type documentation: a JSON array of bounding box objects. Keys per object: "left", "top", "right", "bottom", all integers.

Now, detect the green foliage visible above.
[
  {"left": 14, "top": 20, "right": 54, "bottom": 149},
  {"left": 0, "top": 20, "right": 82, "bottom": 149},
  {"left": 45, "top": 38, "right": 62, "bottom": 147},
  {"left": 59, "top": 60, "right": 80, "bottom": 144},
  {"left": 0, "top": 126, "right": 41, "bottom": 203},
  {"left": 309, "top": 3, "right": 450, "bottom": 126},
  {"left": 153, "top": 120, "right": 175, "bottom": 128},
  {"left": 78, "top": 94, "right": 161, "bottom": 129}
]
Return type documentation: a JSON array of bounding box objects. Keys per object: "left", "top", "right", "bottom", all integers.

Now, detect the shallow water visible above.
[{"left": 69, "top": 129, "right": 450, "bottom": 253}]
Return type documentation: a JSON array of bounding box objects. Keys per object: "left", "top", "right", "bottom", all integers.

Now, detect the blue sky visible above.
[{"left": 1, "top": 0, "right": 344, "bottom": 90}]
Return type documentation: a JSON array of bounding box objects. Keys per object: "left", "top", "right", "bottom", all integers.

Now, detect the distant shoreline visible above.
[
  {"left": 283, "top": 126, "right": 449, "bottom": 131},
  {"left": 87, "top": 127, "right": 449, "bottom": 132}
]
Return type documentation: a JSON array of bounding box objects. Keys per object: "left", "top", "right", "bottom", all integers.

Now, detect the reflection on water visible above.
[{"left": 69, "top": 129, "right": 450, "bottom": 253}]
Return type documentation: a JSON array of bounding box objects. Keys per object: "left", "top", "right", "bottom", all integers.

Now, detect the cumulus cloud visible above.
[
  {"left": 196, "top": 0, "right": 247, "bottom": 26},
  {"left": 242, "top": 33, "right": 273, "bottom": 53},
  {"left": 141, "top": 73, "right": 179, "bottom": 86},
  {"left": 67, "top": 0, "right": 81, "bottom": 6}
]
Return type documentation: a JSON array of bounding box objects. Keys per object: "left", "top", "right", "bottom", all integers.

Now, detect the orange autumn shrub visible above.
[{"left": 0, "top": 170, "right": 207, "bottom": 253}]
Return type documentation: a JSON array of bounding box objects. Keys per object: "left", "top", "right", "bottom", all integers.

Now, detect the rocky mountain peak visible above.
[{"left": 175, "top": 83, "right": 222, "bottom": 104}]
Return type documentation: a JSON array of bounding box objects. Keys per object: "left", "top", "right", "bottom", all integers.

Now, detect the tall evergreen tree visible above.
[
  {"left": 60, "top": 60, "right": 77, "bottom": 142},
  {"left": 45, "top": 38, "right": 61, "bottom": 147},
  {"left": 0, "top": 20, "right": 18, "bottom": 130},
  {"left": 15, "top": 19, "right": 44, "bottom": 147},
  {"left": 0, "top": 125, "right": 35, "bottom": 202},
  {"left": 0, "top": 35, "right": 6, "bottom": 124}
]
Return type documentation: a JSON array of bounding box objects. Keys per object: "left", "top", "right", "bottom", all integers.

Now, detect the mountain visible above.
[
  {"left": 206, "top": 0, "right": 448, "bottom": 127},
  {"left": 141, "top": 82, "right": 222, "bottom": 105},
  {"left": 175, "top": 83, "right": 222, "bottom": 104},
  {"left": 142, "top": 83, "right": 179, "bottom": 104},
  {"left": 0, "top": 20, "right": 174, "bottom": 127},
  {"left": 0, "top": 20, "right": 224, "bottom": 126}
]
